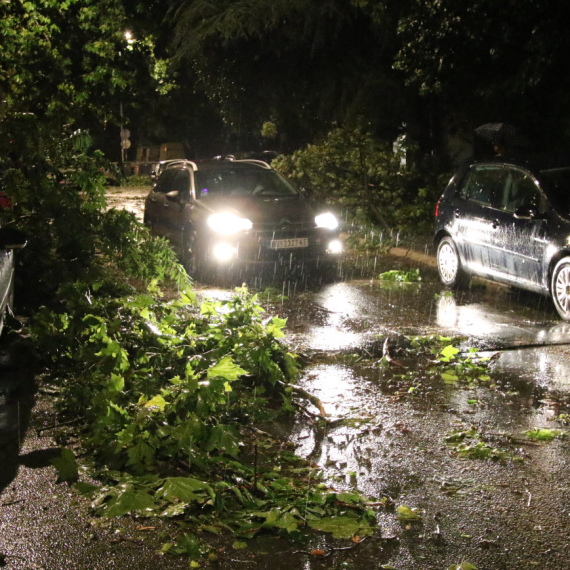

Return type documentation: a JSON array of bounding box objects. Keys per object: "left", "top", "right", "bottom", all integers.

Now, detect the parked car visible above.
[
  {"left": 434, "top": 158, "right": 570, "bottom": 320},
  {"left": 0, "top": 226, "right": 27, "bottom": 336},
  {"left": 144, "top": 159, "right": 342, "bottom": 274}
]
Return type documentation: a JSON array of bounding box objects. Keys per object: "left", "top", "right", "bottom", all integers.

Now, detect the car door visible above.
[
  {"left": 163, "top": 169, "right": 193, "bottom": 252},
  {"left": 489, "top": 167, "right": 548, "bottom": 288},
  {"left": 146, "top": 168, "right": 178, "bottom": 238},
  {"left": 454, "top": 164, "right": 507, "bottom": 276}
]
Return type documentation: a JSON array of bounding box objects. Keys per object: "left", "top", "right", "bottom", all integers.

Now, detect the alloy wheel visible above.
[{"left": 438, "top": 241, "right": 458, "bottom": 284}]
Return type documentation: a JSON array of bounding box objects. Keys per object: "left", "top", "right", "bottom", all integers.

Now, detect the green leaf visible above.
[
  {"left": 50, "top": 448, "right": 78, "bottom": 483},
  {"left": 207, "top": 356, "right": 248, "bottom": 381},
  {"left": 159, "top": 503, "right": 188, "bottom": 517},
  {"left": 74, "top": 481, "right": 99, "bottom": 497},
  {"left": 127, "top": 441, "right": 155, "bottom": 467},
  {"left": 396, "top": 505, "right": 422, "bottom": 521},
  {"left": 441, "top": 372, "right": 459, "bottom": 383},
  {"left": 308, "top": 516, "right": 372, "bottom": 539},
  {"left": 232, "top": 541, "right": 248, "bottom": 550},
  {"left": 206, "top": 424, "right": 239, "bottom": 457},
  {"left": 144, "top": 394, "right": 167, "bottom": 412},
  {"left": 266, "top": 316, "right": 287, "bottom": 338},
  {"left": 107, "top": 373, "right": 124, "bottom": 392},
  {"left": 158, "top": 477, "right": 214, "bottom": 503},
  {"left": 439, "top": 345, "right": 460, "bottom": 362},
  {"left": 101, "top": 489, "right": 156, "bottom": 517},
  {"left": 170, "top": 533, "right": 202, "bottom": 556},
  {"left": 525, "top": 428, "right": 565, "bottom": 441}
]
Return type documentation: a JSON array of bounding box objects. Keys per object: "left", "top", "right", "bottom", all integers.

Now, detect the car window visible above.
[
  {"left": 457, "top": 166, "right": 506, "bottom": 206},
  {"left": 194, "top": 168, "right": 299, "bottom": 198},
  {"left": 173, "top": 169, "right": 190, "bottom": 195},
  {"left": 153, "top": 169, "right": 178, "bottom": 193},
  {"left": 538, "top": 167, "right": 570, "bottom": 214},
  {"left": 500, "top": 169, "right": 543, "bottom": 212}
]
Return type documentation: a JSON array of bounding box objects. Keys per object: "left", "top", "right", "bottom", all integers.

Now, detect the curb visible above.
[{"left": 387, "top": 246, "right": 437, "bottom": 268}]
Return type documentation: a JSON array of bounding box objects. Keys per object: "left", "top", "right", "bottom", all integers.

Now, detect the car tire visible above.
[
  {"left": 551, "top": 258, "right": 570, "bottom": 321},
  {"left": 181, "top": 230, "right": 205, "bottom": 279},
  {"left": 437, "top": 236, "right": 469, "bottom": 288}
]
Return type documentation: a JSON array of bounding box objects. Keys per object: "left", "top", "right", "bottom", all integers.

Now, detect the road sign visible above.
[
  {"left": 120, "top": 128, "right": 131, "bottom": 140},
  {"left": 121, "top": 139, "right": 132, "bottom": 150}
]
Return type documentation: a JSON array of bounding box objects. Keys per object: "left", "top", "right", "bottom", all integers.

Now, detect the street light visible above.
[{"left": 119, "top": 31, "right": 134, "bottom": 165}]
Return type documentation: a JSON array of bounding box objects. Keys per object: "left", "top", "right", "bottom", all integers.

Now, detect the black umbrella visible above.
[{"left": 474, "top": 123, "right": 529, "bottom": 147}]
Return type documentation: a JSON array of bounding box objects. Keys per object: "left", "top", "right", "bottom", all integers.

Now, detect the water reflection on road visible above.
[{"left": 274, "top": 271, "right": 570, "bottom": 569}]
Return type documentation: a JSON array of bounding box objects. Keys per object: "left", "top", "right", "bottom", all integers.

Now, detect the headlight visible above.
[
  {"left": 207, "top": 212, "right": 253, "bottom": 235},
  {"left": 327, "top": 239, "right": 342, "bottom": 254},
  {"left": 315, "top": 212, "right": 339, "bottom": 230},
  {"left": 213, "top": 243, "right": 237, "bottom": 261}
]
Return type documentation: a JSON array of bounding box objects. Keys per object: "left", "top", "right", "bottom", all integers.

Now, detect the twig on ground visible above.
[
  {"left": 284, "top": 383, "right": 327, "bottom": 417},
  {"left": 36, "top": 416, "right": 85, "bottom": 435},
  {"left": 1, "top": 499, "right": 24, "bottom": 507},
  {"left": 383, "top": 338, "right": 406, "bottom": 368}
]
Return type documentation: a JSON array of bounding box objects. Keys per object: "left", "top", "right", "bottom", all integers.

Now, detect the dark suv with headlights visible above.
[
  {"left": 144, "top": 159, "right": 342, "bottom": 274},
  {"left": 434, "top": 158, "right": 570, "bottom": 320}
]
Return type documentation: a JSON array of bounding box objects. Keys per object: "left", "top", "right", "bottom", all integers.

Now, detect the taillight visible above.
[{"left": 435, "top": 197, "right": 441, "bottom": 218}]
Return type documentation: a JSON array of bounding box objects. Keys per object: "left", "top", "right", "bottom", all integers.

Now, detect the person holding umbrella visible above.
[{"left": 474, "top": 123, "right": 529, "bottom": 158}]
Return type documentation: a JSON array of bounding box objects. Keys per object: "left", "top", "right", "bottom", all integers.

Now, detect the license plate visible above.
[{"left": 270, "top": 237, "right": 309, "bottom": 250}]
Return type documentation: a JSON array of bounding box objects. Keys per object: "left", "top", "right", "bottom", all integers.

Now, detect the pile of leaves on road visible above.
[
  {"left": 32, "top": 281, "right": 377, "bottom": 558},
  {"left": 1, "top": 118, "right": 377, "bottom": 560}
]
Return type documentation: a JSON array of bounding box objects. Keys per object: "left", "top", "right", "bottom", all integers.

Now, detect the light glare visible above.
[
  {"left": 207, "top": 212, "right": 253, "bottom": 235},
  {"left": 315, "top": 212, "right": 339, "bottom": 230},
  {"left": 213, "top": 243, "right": 237, "bottom": 261},
  {"left": 327, "top": 239, "right": 342, "bottom": 254}
]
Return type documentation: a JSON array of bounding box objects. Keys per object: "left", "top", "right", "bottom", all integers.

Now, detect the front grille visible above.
[{"left": 251, "top": 221, "right": 316, "bottom": 235}]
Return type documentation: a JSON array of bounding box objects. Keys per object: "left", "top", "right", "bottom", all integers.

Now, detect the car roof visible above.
[
  {"left": 163, "top": 159, "right": 273, "bottom": 173},
  {"left": 468, "top": 152, "right": 570, "bottom": 174}
]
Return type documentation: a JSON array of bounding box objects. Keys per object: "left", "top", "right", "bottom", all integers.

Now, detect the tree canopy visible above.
[{"left": 3, "top": 0, "right": 570, "bottom": 163}]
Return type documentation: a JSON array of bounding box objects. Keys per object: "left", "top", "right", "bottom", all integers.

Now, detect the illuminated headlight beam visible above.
[
  {"left": 213, "top": 243, "right": 237, "bottom": 261},
  {"left": 315, "top": 212, "right": 339, "bottom": 230},
  {"left": 327, "top": 239, "right": 342, "bottom": 254},
  {"left": 207, "top": 212, "right": 253, "bottom": 235}
]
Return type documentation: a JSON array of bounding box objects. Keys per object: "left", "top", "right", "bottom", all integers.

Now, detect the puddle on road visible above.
[{"left": 275, "top": 274, "right": 570, "bottom": 568}]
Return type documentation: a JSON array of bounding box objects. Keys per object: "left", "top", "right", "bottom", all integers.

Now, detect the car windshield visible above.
[
  {"left": 538, "top": 167, "right": 570, "bottom": 214},
  {"left": 194, "top": 168, "right": 299, "bottom": 198}
]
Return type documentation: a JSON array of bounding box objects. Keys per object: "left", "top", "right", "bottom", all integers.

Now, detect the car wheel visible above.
[
  {"left": 437, "top": 236, "right": 469, "bottom": 288},
  {"left": 551, "top": 258, "right": 570, "bottom": 321},
  {"left": 181, "top": 230, "right": 205, "bottom": 279}
]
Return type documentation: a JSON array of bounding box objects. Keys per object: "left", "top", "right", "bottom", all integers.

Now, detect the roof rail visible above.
[
  {"left": 231, "top": 159, "right": 272, "bottom": 169},
  {"left": 161, "top": 159, "right": 198, "bottom": 171}
]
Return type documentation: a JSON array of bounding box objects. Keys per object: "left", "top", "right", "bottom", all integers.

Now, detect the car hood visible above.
[{"left": 195, "top": 195, "right": 318, "bottom": 224}]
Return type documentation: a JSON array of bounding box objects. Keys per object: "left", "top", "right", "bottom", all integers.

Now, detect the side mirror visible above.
[
  {"left": 0, "top": 227, "right": 27, "bottom": 249},
  {"left": 166, "top": 190, "right": 180, "bottom": 202}
]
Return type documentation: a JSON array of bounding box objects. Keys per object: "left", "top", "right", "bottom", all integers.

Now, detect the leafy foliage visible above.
[
  {"left": 444, "top": 429, "right": 522, "bottom": 462},
  {"left": 33, "top": 284, "right": 375, "bottom": 551},
  {"left": 525, "top": 428, "right": 566, "bottom": 441},
  {"left": 378, "top": 269, "right": 421, "bottom": 283},
  {"left": 273, "top": 126, "right": 436, "bottom": 231},
  {"left": 170, "top": 0, "right": 407, "bottom": 149}
]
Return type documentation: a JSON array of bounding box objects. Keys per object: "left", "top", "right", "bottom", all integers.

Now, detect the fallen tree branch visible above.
[
  {"left": 294, "top": 536, "right": 369, "bottom": 558},
  {"left": 282, "top": 382, "right": 327, "bottom": 417},
  {"left": 36, "top": 416, "right": 85, "bottom": 435},
  {"left": 383, "top": 338, "right": 406, "bottom": 368}
]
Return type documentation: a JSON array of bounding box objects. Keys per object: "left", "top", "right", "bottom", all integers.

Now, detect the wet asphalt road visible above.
[{"left": 1, "top": 187, "right": 570, "bottom": 569}]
